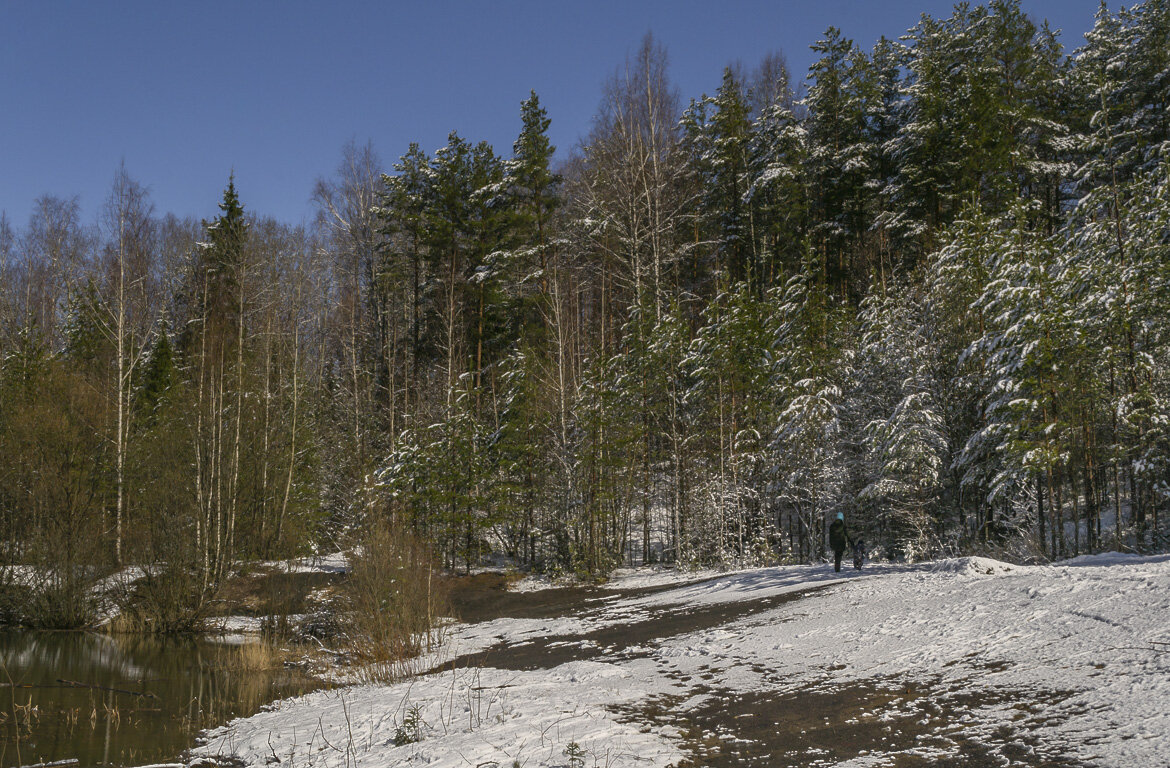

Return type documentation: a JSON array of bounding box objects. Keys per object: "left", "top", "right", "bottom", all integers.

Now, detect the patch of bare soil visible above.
[
  {"left": 214, "top": 568, "right": 343, "bottom": 617},
  {"left": 445, "top": 572, "right": 727, "bottom": 624},
  {"left": 445, "top": 573, "right": 605, "bottom": 623},
  {"left": 620, "top": 679, "right": 1091, "bottom": 768}
]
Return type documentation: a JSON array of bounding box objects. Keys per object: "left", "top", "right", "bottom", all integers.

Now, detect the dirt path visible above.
[
  {"left": 446, "top": 572, "right": 721, "bottom": 624},
  {"left": 444, "top": 573, "right": 826, "bottom": 671},
  {"left": 441, "top": 574, "right": 1092, "bottom": 767}
]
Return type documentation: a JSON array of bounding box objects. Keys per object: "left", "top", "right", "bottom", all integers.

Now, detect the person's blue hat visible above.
[{"left": 836, "top": 512, "right": 844, "bottom": 521}]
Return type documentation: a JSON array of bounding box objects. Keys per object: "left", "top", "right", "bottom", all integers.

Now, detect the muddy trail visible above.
[
  {"left": 442, "top": 572, "right": 1093, "bottom": 767},
  {"left": 447, "top": 572, "right": 720, "bottom": 624},
  {"left": 444, "top": 572, "right": 826, "bottom": 671}
]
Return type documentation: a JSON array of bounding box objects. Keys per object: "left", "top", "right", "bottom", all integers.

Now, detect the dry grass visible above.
[
  {"left": 235, "top": 639, "right": 279, "bottom": 672},
  {"left": 103, "top": 610, "right": 141, "bottom": 635},
  {"left": 210, "top": 638, "right": 280, "bottom": 673}
]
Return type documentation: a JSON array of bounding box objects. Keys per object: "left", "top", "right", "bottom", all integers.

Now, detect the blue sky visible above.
[{"left": 1, "top": 1, "right": 1103, "bottom": 228}]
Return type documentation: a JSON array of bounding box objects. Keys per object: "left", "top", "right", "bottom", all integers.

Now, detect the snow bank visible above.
[{"left": 924, "top": 555, "right": 1019, "bottom": 576}]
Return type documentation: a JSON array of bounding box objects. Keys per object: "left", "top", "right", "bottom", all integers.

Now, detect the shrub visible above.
[
  {"left": 110, "top": 564, "right": 214, "bottom": 633},
  {"left": 340, "top": 521, "right": 448, "bottom": 675}
]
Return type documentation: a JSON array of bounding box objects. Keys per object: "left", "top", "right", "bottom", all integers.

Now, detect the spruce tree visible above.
[{"left": 136, "top": 323, "right": 177, "bottom": 424}]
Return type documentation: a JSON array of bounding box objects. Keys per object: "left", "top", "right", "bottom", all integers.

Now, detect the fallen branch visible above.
[{"left": 56, "top": 678, "right": 157, "bottom": 698}]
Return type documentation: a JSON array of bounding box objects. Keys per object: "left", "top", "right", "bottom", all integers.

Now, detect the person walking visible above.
[{"left": 829, "top": 512, "right": 852, "bottom": 573}]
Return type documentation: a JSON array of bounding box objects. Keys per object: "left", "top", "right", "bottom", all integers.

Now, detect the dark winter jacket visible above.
[{"left": 829, "top": 519, "right": 850, "bottom": 553}]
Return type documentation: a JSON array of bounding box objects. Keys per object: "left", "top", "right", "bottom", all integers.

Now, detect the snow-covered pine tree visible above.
[
  {"left": 685, "top": 283, "right": 775, "bottom": 565},
  {"left": 695, "top": 68, "right": 758, "bottom": 291},
  {"left": 1068, "top": 156, "right": 1170, "bottom": 550},
  {"left": 489, "top": 344, "right": 553, "bottom": 567},
  {"left": 500, "top": 91, "right": 561, "bottom": 345},
  {"left": 377, "top": 142, "right": 433, "bottom": 417},
  {"left": 770, "top": 246, "right": 850, "bottom": 561},
  {"left": 852, "top": 285, "right": 947, "bottom": 560},
  {"left": 574, "top": 350, "right": 640, "bottom": 574},
  {"left": 926, "top": 207, "right": 1004, "bottom": 543},
  {"left": 893, "top": 0, "right": 1071, "bottom": 244},
  {"left": 745, "top": 78, "right": 807, "bottom": 290},
  {"left": 1073, "top": 0, "right": 1170, "bottom": 189},
  {"left": 804, "top": 27, "right": 869, "bottom": 300},
  {"left": 964, "top": 203, "right": 1077, "bottom": 559}
]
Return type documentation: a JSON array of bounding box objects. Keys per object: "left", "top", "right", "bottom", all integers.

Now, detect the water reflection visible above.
[{"left": 0, "top": 631, "right": 316, "bottom": 767}]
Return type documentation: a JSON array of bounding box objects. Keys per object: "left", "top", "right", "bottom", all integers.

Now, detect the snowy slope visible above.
[{"left": 193, "top": 554, "right": 1170, "bottom": 767}]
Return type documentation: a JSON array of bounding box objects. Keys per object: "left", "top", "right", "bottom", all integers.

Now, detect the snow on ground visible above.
[
  {"left": 505, "top": 572, "right": 560, "bottom": 593},
  {"left": 604, "top": 565, "right": 738, "bottom": 591},
  {"left": 194, "top": 555, "right": 1170, "bottom": 767},
  {"left": 650, "top": 554, "right": 1170, "bottom": 764},
  {"left": 195, "top": 659, "right": 684, "bottom": 767},
  {"left": 207, "top": 614, "right": 311, "bottom": 640},
  {"left": 255, "top": 550, "right": 350, "bottom": 574}
]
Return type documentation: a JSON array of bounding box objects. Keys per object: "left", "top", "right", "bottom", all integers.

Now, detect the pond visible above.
[{"left": 0, "top": 631, "right": 319, "bottom": 768}]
